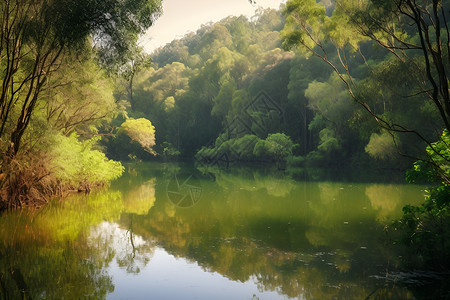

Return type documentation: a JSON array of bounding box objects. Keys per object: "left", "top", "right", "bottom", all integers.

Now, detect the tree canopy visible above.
[
  {"left": 281, "top": 0, "right": 450, "bottom": 179},
  {"left": 104, "top": 5, "right": 439, "bottom": 173},
  {"left": 0, "top": 0, "right": 162, "bottom": 208}
]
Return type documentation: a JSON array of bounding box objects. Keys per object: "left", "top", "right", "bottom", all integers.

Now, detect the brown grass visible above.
[{"left": 0, "top": 155, "right": 59, "bottom": 210}]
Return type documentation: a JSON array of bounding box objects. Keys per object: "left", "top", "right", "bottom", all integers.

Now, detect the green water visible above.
[{"left": 0, "top": 162, "right": 434, "bottom": 299}]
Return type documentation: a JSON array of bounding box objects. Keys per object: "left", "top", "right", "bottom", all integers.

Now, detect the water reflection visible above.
[
  {"left": 123, "top": 179, "right": 156, "bottom": 215},
  {"left": 0, "top": 163, "right": 432, "bottom": 299},
  {"left": 0, "top": 191, "right": 121, "bottom": 299},
  {"left": 365, "top": 184, "right": 410, "bottom": 221},
  {"left": 90, "top": 222, "right": 154, "bottom": 274}
]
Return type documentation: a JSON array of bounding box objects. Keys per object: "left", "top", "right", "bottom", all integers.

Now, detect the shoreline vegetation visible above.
[
  {"left": 0, "top": 136, "right": 124, "bottom": 210},
  {"left": 0, "top": 0, "right": 162, "bottom": 209},
  {"left": 0, "top": 2, "right": 428, "bottom": 210}
]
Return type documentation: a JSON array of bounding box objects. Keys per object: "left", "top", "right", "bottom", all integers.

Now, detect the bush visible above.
[
  {"left": 392, "top": 130, "right": 450, "bottom": 270},
  {"left": 253, "top": 139, "right": 271, "bottom": 160},
  {"left": 0, "top": 133, "right": 124, "bottom": 209},
  {"left": 50, "top": 133, "right": 124, "bottom": 187},
  {"left": 286, "top": 155, "right": 305, "bottom": 167},
  {"left": 195, "top": 133, "right": 296, "bottom": 165},
  {"left": 365, "top": 131, "right": 398, "bottom": 160},
  {"left": 120, "top": 118, "right": 156, "bottom": 155},
  {"left": 393, "top": 184, "right": 450, "bottom": 270},
  {"left": 265, "top": 133, "right": 296, "bottom": 161},
  {"left": 161, "top": 142, "right": 181, "bottom": 159}
]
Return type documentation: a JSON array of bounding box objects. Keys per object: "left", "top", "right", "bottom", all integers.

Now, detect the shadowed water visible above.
[{"left": 0, "top": 162, "right": 444, "bottom": 299}]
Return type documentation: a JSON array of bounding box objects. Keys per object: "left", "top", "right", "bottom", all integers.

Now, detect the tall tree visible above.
[
  {"left": 281, "top": 0, "right": 450, "bottom": 181},
  {"left": 0, "top": 0, "right": 162, "bottom": 156}
]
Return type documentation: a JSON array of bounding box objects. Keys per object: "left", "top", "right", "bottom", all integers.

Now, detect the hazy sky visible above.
[{"left": 141, "top": 0, "right": 285, "bottom": 53}]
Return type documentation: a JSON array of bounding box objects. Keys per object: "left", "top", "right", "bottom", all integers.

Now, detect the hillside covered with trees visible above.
[{"left": 105, "top": 6, "right": 441, "bottom": 172}]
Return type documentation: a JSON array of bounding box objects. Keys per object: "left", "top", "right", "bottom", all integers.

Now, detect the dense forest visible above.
[
  {"left": 103, "top": 1, "right": 450, "bottom": 270},
  {"left": 1, "top": 0, "right": 446, "bottom": 205},
  {"left": 104, "top": 6, "right": 440, "bottom": 172},
  {"left": 1, "top": 0, "right": 450, "bottom": 275}
]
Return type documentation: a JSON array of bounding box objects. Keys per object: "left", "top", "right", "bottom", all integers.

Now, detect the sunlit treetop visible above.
[{"left": 120, "top": 118, "right": 157, "bottom": 155}]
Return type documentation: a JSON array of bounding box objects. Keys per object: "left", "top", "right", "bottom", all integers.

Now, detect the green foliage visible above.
[
  {"left": 111, "top": 3, "right": 445, "bottom": 176},
  {"left": 302, "top": 72, "right": 362, "bottom": 163},
  {"left": 280, "top": 0, "right": 450, "bottom": 166},
  {"left": 393, "top": 184, "right": 450, "bottom": 269},
  {"left": 426, "top": 130, "right": 450, "bottom": 182},
  {"left": 264, "top": 133, "right": 296, "bottom": 161},
  {"left": 120, "top": 118, "right": 156, "bottom": 155},
  {"left": 0, "top": 0, "right": 162, "bottom": 208},
  {"left": 0, "top": 187, "right": 127, "bottom": 298},
  {"left": 50, "top": 133, "right": 124, "bottom": 186},
  {"left": 196, "top": 134, "right": 261, "bottom": 162},
  {"left": 317, "top": 128, "right": 340, "bottom": 153},
  {"left": 126, "top": 9, "right": 296, "bottom": 158},
  {"left": 394, "top": 130, "right": 450, "bottom": 270},
  {"left": 281, "top": 0, "right": 328, "bottom": 53},
  {"left": 103, "top": 117, "right": 157, "bottom": 161},
  {"left": 212, "top": 79, "right": 236, "bottom": 118},
  {"left": 232, "top": 134, "right": 261, "bottom": 160},
  {"left": 305, "top": 74, "right": 354, "bottom": 125},
  {"left": 407, "top": 130, "right": 450, "bottom": 183},
  {"left": 0, "top": 0, "right": 162, "bottom": 154},
  {"left": 46, "top": 52, "right": 117, "bottom": 135},
  {"left": 356, "top": 56, "right": 443, "bottom": 157},
  {"left": 365, "top": 131, "right": 398, "bottom": 160},
  {"left": 307, "top": 114, "right": 326, "bottom": 132},
  {"left": 161, "top": 141, "right": 181, "bottom": 159},
  {"left": 405, "top": 161, "right": 439, "bottom": 184},
  {"left": 253, "top": 139, "right": 270, "bottom": 159},
  {"left": 196, "top": 133, "right": 295, "bottom": 164},
  {"left": 281, "top": 0, "right": 370, "bottom": 53}
]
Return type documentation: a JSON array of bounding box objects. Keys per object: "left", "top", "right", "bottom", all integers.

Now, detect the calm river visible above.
[{"left": 0, "top": 162, "right": 437, "bottom": 299}]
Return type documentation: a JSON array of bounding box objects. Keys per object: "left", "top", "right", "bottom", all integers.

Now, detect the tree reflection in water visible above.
[
  {"left": 114, "top": 164, "right": 425, "bottom": 299},
  {"left": 0, "top": 191, "right": 123, "bottom": 299},
  {"left": 0, "top": 163, "right": 434, "bottom": 299}
]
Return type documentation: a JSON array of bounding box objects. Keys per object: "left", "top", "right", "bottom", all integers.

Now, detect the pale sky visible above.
[{"left": 140, "top": 0, "right": 285, "bottom": 53}]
